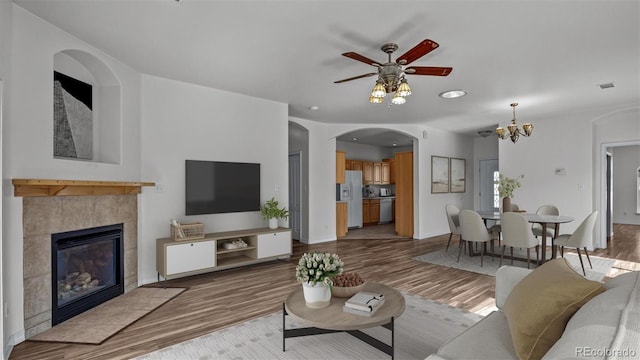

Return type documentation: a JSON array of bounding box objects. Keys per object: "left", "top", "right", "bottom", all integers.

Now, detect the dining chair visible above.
[
  {"left": 532, "top": 205, "right": 559, "bottom": 239},
  {"left": 554, "top": 211, "right": 599, "bottom": 276},
  {"left": 500, "top": 212, "right": 540, "bottom": 268},
  {"left": 445, "top": 204, "right": 461, "bottom": 252},
  {"left": 458, "top": 210, "right": 496, "bottom": 267}
]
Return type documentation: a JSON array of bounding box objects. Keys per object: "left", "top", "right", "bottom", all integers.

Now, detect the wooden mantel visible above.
[{"left": 12, "top": 179, "right": 155, "bottom": 197}]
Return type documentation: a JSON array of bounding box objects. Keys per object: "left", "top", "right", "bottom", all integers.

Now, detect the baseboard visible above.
[{"left": 4, "top": 329, "right": 25, "bottom": 360}]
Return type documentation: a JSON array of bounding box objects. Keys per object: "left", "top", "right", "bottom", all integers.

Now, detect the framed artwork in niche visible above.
[
  {"left": 431, "top": 156, "right": 449, "bottom": 193},
  {"left": 450, "top": 158, "right": 466, "bottom": 193},
  {"left": 53, "top": 71, "right": 93, "bottom": 160}
]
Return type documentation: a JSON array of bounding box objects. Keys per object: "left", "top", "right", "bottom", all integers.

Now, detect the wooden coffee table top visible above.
[{"left": 284, "top": 282, "right": 405, "bottom": 331}]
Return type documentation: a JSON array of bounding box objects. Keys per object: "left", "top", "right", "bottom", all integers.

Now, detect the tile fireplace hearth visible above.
[{"left": 22, "top": 195, "right": 138, "bottom": 338}]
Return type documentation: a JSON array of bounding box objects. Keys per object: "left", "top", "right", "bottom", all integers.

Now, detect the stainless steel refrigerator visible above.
[{"left": 339, "top": 170, "right": 363, "bottom": 229}]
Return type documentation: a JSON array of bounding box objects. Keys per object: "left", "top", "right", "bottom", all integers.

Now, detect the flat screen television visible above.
[{"left": 185, "top": 160, "right": 261, "bottom": 215}]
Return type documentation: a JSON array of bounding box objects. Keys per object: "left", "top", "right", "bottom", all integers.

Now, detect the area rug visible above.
[
  {"left": 133, "top": 292, "right": 484, "bottom": 360},
  {"left": 414, "top": 249, "right": 615, "bottom": 281},
  {"left": 30, "top": 287, "right": 186, "bottom": 344}
]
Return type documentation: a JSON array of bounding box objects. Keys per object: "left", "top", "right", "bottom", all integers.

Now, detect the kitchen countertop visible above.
[{"left": 363, "top": 196, "right": 395, "bottom": 200}]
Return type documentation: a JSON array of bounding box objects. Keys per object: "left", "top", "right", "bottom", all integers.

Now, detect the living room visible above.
[{"left": 1, "top": 1, "right": 639, "bottom": 359}]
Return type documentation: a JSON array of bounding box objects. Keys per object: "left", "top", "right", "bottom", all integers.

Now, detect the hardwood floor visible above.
[{"left": 9, "top": 224, "right": 639, "bottom": 360}]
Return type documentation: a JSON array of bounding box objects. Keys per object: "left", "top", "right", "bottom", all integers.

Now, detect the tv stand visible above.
[{"left": 156, "top": 227, "right": 291, "bottom": 280}]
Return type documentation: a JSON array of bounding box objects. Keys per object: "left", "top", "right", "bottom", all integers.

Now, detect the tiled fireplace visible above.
[{"left": 22, "top": 195, "right": 138, "bottom": 338}]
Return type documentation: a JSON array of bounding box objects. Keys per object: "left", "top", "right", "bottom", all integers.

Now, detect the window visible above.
[{"left": 493, "top": 171, "right": 500, "bottom": 209}]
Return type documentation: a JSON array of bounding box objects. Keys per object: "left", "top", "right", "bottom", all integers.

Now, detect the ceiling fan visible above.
[{"left": 334, "top": 39, "right": 452, "bottom": 104}]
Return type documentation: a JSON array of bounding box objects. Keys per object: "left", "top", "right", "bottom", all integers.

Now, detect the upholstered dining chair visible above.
[
  {"left": 458, "top": 210, "right": 496, "bottom": 267},
  {"left": 500, "top": 212, "right": 540, "bottom": 268},
  {"left": 554, "top": 211, "right": 599, "bottom": 276},
  {"left": 532, "top": 205, "right": 560, "bottom": 239},
  {"left": 445, "top": 204, "right": 461, "bottom": 252}
]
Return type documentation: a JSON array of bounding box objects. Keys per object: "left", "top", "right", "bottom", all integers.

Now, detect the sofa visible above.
[{"left": 426, "top": 258, "right": 639, "bottom": 360}]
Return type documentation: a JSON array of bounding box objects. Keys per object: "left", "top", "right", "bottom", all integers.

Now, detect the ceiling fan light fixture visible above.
[
  {"left": 369, "top": 95, "right": 384, "bottom": 104},
  {"left": 391, "top": 92, "right": 406, "bottom": 105},
  {"left": 370, "top": 80, "right": 386, "bottom": 98},
  {"left": 439, "top": 89, "right": 467, "bottom": 99},
  {"left": 396, "top": 78, "right": 412, "bottom": 97}
]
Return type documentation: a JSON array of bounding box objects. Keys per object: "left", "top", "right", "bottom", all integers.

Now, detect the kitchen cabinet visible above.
[
  {"left": 336, "top": 151, "right": 346, "bottom": 184},
  {"left": 373, "top": 163, "right": 382, "bottom": 184},
  {"left": 362, "top": 199, "right": 380, "bottom": 225},
  {"left": 362, "top": 162, "right": 374, "bottom": 184},
  {"left": 381, "top": 161, "right": 391, "bottom": 184},
  {"left": 395, "top": 151, "right": 413, "bottom": 237},
  {"left": 350, "top": 160, "right": 363, "bottom": 171},
  {"left": 369, "top": 199, "right": 380, "bottom": 224},
  {"left": 336, "top": 202, "right": 348, "bottom": 237},
  {"left": 362, "top": 200, "right": 370, "bottom": 224}
]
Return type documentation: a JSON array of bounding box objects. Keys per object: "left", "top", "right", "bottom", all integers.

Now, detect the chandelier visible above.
[{"left": 496, "top": 103, "right": 533, "bottom": 143}]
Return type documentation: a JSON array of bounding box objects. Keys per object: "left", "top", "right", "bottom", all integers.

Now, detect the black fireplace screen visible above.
[{"left": 52, "top": 223, "right": 124, "bottom": 325}]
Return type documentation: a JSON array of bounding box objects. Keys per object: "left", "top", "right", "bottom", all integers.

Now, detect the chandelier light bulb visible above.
[
  {"left": 391, "top": 92, "right": 406, "bottom": 105},
  {"left": 369, "top": 95, "right": 383, "bottom": 104},
  {"left": 397, "top": 78, "right": 412, "bottom": 97},
  {"left": 370, "top": 80, "right": 386, "bottom": 98}
]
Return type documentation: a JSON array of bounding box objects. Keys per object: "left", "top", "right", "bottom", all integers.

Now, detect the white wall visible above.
[
  {"left": 498, "top": 105, "right": 640, "bottom": 249},
  {"left": 3, "top": 5, "right": 142, "bottom": 347},
  {"left": 336, "top": 141, "right": 394, "bottom": 161},
  {"left": 0, "top": 1, "right": 10, "bottom": 356},
  {"left": 612, "top": 145, "right": 640, "bottom": 225},
  {"left": 138, "top": 75, "right": 289, "bottom": 285}
]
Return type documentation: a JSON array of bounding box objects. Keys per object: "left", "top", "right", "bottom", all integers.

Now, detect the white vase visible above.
[
  {"left": 268, "top": 218, "right": 278, "bottom": 229},
  {"left": 302, "top": 282, "right": 331, "bottom": 308}
]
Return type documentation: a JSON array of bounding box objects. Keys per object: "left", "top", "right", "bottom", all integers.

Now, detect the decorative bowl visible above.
[{"left": 331, "top": 281, "right": 366, "bottom": 298}]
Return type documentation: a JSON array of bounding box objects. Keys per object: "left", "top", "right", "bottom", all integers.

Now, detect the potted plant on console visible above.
[{"left": 260, "top": 197, "right": 289, "bottom": 229}]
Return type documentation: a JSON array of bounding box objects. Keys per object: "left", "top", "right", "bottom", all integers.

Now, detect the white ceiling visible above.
[{"left": 14, "top": 0, "right": 639, "bottom": 145}]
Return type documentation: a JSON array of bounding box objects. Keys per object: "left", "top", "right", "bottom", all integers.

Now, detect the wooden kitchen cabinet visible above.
[
  {"left": 362, "top": 162, "right": 374, "bottom": 184},
  {"left": 369, "top": 199, "right": 380, "bottom": 224},
  {"left": 350, "top": 160, "right": 363, "bottom": 171},
  {"left": 373, "top": 163, "right": 382, "bottom": 184},
  {"left": 336, "top": 202, "right": 348, "bottom": 237},
  {"left": 336, "top": 151, "right": 346, "bottom": 184},
  {"left": 362, "top": 200, "right": 370, "bottom": 224},
  {"left": 381, "top": 162, "right": 391, "bottom": 184}
]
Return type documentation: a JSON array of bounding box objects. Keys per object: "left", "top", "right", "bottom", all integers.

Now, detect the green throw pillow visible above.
[{"left": 503, "top": 258, "right": 605, "bottom": 360}]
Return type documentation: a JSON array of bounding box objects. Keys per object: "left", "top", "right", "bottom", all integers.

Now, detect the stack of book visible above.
[{"left": 343, "top": 291, "right": 385, "bottom": 317}]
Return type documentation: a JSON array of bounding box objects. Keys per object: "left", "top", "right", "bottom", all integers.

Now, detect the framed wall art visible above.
[
  {"left": 450, "top": 158, "right": 466, "bottom": 193},
  {"left": 431, "top": 156, "right": 449, "bottom": 193}
]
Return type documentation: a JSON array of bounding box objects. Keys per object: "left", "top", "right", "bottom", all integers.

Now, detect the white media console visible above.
[{"left": 156, "top": 227, "right": 291, "bottom": 280}]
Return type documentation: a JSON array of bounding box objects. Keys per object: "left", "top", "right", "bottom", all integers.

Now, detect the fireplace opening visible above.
[{"left": 51, "top": 223, "right": 124, "bottom": 325}]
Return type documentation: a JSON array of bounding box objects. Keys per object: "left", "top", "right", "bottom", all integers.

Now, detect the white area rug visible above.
[
  {"left": 134, "top": 292, "right": 483, "bottom": 360},
  {"left": 414, "top": 249, "right": 615, "bottom": 281}
]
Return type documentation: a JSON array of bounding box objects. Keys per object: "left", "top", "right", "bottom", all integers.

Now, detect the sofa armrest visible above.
[{"left": 495, "top": 265, "right": 533, "bottom": 309}]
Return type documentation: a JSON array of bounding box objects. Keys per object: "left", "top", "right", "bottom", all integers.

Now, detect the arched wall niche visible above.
[{"left": 53, "top": 49, "right": 121, "bottom": 164}]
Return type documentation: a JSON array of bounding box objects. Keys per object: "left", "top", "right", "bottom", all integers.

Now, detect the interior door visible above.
[
  {"left": 288, "top": 153, "right": 302, "bottom": 240},
  {"left": 479, "top": 159, "right": 499, "bottom": 212}
]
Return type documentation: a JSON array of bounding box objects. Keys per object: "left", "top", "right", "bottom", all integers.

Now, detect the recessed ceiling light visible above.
[
  {"left": 352, "top": 137, "right": 358, "bottom": 141},
  {"left": 309, "top": 106, "right": 319, "bottom": 110},
  {"left": 392, "top": 143, "right": 397, "bottom": 147},
  {"left": 439, "top": 89, "right": 467, "bottom": 99}
]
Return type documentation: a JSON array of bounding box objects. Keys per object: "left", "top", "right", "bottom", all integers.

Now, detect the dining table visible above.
[{"left": 476, "top": 211, "right": 575, "bottom": 264}]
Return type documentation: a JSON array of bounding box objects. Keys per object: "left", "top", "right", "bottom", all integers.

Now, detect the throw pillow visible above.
[{"left": 503, "top": 258, "right": 605, "bottom": 360}]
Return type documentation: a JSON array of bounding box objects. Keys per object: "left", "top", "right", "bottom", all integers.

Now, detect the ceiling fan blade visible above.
[
  {"left": 342, "top": 52, "right": 383, "bottom": 67},
  {"left": 396, "top": 39, "right": 439, "bottom": 65},
  {"left": 405, "top": 66, "right": 452, "bottom": 76},
  {"left": 334, "top": 73, "right": 378, "bottom": 83}
]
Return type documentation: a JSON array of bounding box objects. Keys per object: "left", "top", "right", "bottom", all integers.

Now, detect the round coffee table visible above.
[{"left": 283, "top": 282, "right": 405, "bottom": 358}]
